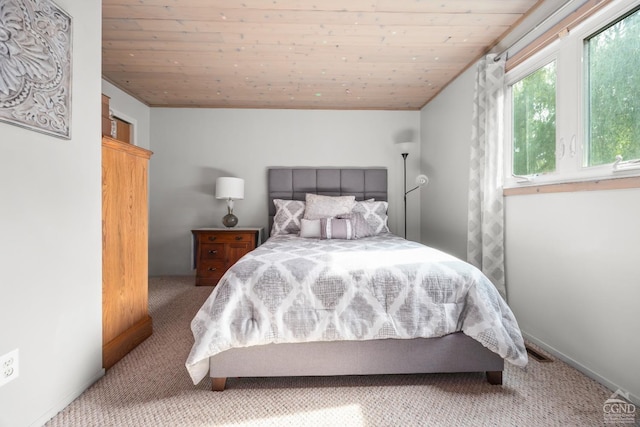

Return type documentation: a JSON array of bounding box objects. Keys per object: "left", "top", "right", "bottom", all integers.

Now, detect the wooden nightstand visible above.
[{"left": 191, "top": 227, "right": 263, "bottom": 286}]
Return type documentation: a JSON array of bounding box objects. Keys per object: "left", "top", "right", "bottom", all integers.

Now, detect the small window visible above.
[
  {"left": 511, "top": 61, "right": 557, "bottom": 176},
  {"left": 585, "top": 7, "right": 640, "bottom": 167}
]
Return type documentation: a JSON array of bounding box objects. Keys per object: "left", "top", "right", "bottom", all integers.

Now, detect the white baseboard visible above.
[
  {"left": 30, "top": 369, "right": 105, "bottom": 427},
  {"left": 523, "top": 332, "right": 639, "bottom": 406}
]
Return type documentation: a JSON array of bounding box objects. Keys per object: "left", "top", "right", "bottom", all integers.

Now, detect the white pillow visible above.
[
  {"left": 299, "top": 218, "right": 321, "bottom": 238},
  {"left": 303, "top": 194, "right": 356, "bottom": 220}
]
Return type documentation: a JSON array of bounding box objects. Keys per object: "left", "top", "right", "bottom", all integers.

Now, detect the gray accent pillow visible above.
[
  {"left": 352, "top": 200, "right": 389, "bottom": 234},
  {"left": 271, "top": 199, "right": 305, "bottom": 236},
  {"left": 303, "top": 194, "right": 356, "bottom": 220},
  {"left": 337, "top": 212, "right": 374, "bottom": 239},
  {"left": 320, "top": 217, "right": 354, "bottom": 240}
]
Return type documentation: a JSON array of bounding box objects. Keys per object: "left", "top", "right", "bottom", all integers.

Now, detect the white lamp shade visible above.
[
  {"left": 215, "top": 177, "right": 244, "bottom": 200},
  {"left": 415, "top": 174, "right": 429, "bottom": 186},
  {"left": 397, "top": 141, "right": 414, "bottom": 154}
]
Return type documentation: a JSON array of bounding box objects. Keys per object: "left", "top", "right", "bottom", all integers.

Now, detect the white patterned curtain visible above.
[{"left": 467, "top": 54, "right": 507, "bottom": 298}]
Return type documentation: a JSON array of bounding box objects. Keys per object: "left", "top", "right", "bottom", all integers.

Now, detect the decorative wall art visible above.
[{"left": 0, "top": 0, "right": 72, "bottom": 139}]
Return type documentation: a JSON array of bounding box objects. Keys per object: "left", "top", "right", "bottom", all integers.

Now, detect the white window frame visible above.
[{"left": 504, "top": 0, "right": 640, "bottom": 188}]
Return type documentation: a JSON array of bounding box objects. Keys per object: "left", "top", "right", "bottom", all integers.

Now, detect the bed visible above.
[{"left": 186, "top": 167, "right": 528, "bottom": 391}]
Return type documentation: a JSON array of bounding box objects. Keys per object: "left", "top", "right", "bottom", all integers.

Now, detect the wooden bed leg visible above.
[
  {"left": 211, "top": 377, "right": 227, "bottom": 391},
  {"left": 486, "top": 371, "right": 502, "bottom": 385}
]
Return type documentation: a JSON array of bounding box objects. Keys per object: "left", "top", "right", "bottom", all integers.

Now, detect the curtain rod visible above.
[{"left": 494, "top": 0, "right": 584, "bottom": 61}]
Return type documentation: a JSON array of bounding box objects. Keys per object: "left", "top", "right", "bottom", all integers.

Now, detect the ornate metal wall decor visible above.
[{"left": 0, "top": 0, "right": 72, "bottom": 139}]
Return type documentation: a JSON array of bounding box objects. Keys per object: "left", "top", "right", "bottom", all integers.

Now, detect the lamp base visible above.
[{"left": 222, "top": 213, "right": 238, "bottom": 228}]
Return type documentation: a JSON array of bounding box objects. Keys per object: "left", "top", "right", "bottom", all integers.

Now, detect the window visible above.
[
  {"left": 585, "top": 7, "right": 640, "bottom": 167},
  {"left": 504, "top": 1, "right": 640, "bottom": 187},
  {"left": 512, "top": 61, "right": 556, "bottom": 176}
]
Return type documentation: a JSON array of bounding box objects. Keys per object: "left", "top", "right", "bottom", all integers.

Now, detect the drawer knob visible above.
[
  {"left": 235, "top": 236, "right": 243, "bottom": 240},
  {"left": 208, "top": 267, "right": 216, "bottom": 271},
  {"left": 208, "top": 250, "right": 217, "bottom": 255},
  {"left": 208, "top": 236, "right": 217, "bottom": 241}
]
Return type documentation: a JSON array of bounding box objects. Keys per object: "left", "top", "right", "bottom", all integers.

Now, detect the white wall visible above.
[
  {"left": 420, "top": 61, "right": 640, "bottom": 404},
  {"left": 506, "top": 189, "right": 640, "bottom": 404},
  {"left": 148, "top": 108, "right": 421, "bottom": 276},
  {"left": 419, "top": 66, "right": 475, "bottom": 259},
  {"left": 0, "top": 1, "right": 103, "bottom": 426},
  {"left": 101, "top": 80, "right": 151, "bottom": 150}
]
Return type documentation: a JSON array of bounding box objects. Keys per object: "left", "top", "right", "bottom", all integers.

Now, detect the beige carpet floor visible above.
[{"left": 46, "top": 276, "right": 624, "bottom": 426}]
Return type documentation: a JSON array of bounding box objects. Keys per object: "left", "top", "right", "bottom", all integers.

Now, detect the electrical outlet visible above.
[{"left": 0, "top": 349, "right": 19, "bottom": 387}]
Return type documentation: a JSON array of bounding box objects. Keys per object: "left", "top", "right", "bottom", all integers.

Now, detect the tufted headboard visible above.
[{"left": 267, "top": 167, "right": 387, "bottom": 233}]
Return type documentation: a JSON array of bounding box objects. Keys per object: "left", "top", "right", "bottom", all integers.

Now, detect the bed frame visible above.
[{"left": 208, "top": 167, "right": 504, "bottom": 391}]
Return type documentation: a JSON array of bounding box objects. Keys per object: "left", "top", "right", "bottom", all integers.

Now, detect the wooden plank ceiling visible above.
[{"left": 102, "top": 0, "right": 542, "bottom": 110}]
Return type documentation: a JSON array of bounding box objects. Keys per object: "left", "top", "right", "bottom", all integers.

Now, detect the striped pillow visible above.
[
  {"left": 336, "top": 212, "right": 374, "bottom": 239},
  {"left": 320, "top": 217, "right": 354, "bottom": 240}
]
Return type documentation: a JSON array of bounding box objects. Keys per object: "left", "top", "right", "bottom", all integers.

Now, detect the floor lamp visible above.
[{"left": 399, "top": 143, "right": 429, "bottom": 238}]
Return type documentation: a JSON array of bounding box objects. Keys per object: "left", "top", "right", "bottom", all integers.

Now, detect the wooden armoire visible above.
[{"left": 102, "top": 136, "right": 153, "bottom": 369}]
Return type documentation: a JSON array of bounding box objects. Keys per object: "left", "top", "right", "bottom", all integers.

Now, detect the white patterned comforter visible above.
[{"left": 186, "top": 233, "right": 528, "bottom": 384}]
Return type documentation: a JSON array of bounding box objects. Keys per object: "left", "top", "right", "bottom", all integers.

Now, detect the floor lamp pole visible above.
[{"left": 402, "top": 152, "right": 408, "bottom": 238}]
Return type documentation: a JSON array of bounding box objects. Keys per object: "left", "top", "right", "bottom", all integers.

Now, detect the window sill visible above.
[{"left": 503, "top": 176, "right": 640, "bottom": 196}]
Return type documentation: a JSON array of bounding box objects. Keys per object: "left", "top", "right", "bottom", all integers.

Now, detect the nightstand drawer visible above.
[
  {"left": 200, "top": 243, "right": 225, "bottom": 261},
  {"left": 200, "top": 232, "right": 256, "bottom": 244},
  {"left": 198, "top": 259, "right": 226, "bottom": 277}
]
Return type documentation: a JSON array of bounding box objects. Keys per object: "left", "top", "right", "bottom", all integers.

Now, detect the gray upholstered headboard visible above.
[{"left": 267, "top": 167, "right": 387, "bottom": 233}]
